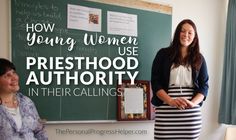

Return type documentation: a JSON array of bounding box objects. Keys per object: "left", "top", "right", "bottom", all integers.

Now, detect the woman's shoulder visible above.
[
  {"left": 16, "top": 92, "right": 34, "bottom": 104},
  {"left": 155, "top": 47, "right": 171, "bottom": 58},
  {"left": 199, "top": 53, "right": 207, "bottom": 64},
  {"left": 158, "top": 47, "right": 170, "bottom": 53},
  {"left": 200, "top": 53, "right": 206, "bottom": 59}
]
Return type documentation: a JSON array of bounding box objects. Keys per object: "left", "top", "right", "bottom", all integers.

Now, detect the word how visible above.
[{"left": 26, "top": 23, "right": 76, "bottom": 51}]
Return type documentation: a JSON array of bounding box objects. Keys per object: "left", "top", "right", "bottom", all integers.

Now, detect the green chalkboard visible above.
[{"left": 11, "top": 0, "right": 171, "bottom": 121}]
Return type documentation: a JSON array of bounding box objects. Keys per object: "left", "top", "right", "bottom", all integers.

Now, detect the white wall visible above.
[{"left": 0, "top": 0, "right": 228, "bottom": 139}]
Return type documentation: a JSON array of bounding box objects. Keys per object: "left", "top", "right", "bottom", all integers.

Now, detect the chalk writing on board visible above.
[{"left": 14, "top": 1, "right": 62, "bottom": 33}]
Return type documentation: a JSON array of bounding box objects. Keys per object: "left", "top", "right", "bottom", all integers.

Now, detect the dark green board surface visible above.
[{"left": 11, "top": 0, "right": 171, "bottom": 121}]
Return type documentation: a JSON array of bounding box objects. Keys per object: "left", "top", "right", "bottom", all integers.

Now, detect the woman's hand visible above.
[
  {"left": 156, "top": 90, "right": 203, "bottom": 109},
  {"left": 167, "top": 97, "right": 188, "bottom": 110},
  {"left": 183, "top": 98, "right": 196, "bottom": 108}
]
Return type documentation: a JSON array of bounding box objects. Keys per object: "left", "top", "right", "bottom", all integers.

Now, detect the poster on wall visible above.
[{"left": 67, "top": 4, "right": 102, "bottom": 32}]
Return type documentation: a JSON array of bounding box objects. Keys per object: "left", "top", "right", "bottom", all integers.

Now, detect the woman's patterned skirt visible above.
[{"left": 154, "top": 87, "right": 202, "bottom": 140}]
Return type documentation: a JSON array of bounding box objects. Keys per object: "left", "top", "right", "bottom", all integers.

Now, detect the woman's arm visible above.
[
  {"left": 185, "top": 55, "right": 208, "bottom": 108},
  {"left": 184, "top": 93, "right": 205, "bottom": 108},
  {"left": 31, "top": 103, "right": 48, "bottom": 140}
]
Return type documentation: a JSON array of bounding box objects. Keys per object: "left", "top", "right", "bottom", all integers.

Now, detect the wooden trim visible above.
[{"left": 87, "top": 0, "right": 172, "bottom": 15}]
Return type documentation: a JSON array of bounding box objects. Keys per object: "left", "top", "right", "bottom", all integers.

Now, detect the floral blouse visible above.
[{"left": 0, "top": 92, "right": 48, "bottom": 140}]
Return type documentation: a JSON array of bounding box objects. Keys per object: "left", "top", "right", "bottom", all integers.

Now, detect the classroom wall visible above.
[{"left": 0, "top": 0, "right": 228, "bottom": 140}]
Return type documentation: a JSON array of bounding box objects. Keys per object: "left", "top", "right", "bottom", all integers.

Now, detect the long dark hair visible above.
[
  {"left": 0, "top": 58, "right": 16, "bottom": 105},
  {"left": 168, "top": 19, "right": 202, "bottom": 71}
]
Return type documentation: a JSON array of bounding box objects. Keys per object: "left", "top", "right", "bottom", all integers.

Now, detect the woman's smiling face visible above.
[
  {"left": 179, "top": 23, "right": 195, "bottom": 47},
  {"left": 0, "top": 69, "right": 19, "bottom": 94}
]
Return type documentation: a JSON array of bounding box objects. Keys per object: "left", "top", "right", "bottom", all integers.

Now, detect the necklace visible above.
[
  {"left": 2, "top": 95, "right": 18, "bottom": 116},
  {"left": 3, "top": 99, "right": 18, "bottom": 106},
  {"left": 2, "top": 94, "right": 18, "bottom": 107},
  {"left": 1, "top": 94, "right": 18, "bottom": 115}
]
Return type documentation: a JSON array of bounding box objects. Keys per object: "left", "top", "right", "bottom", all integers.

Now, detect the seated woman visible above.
[{"left": 0, "top": 58, "right": 48, "bottom": 140}]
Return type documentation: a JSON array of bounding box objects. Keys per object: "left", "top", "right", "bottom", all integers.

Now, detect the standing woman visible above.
[
  {"left": 151, "top": 19, "right": 209, "bottom": 140},
  {"left": 0, "top": 58, "right": 48, "bottom": 140}
]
